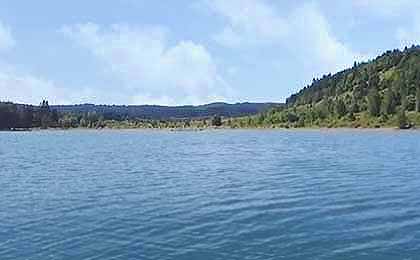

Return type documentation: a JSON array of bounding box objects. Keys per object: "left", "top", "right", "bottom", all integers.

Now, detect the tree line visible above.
[
  {"left": 0, "top": 100, "right": 59, "bottom": 130},
  {"left": 0, "top": 100, "right": 226, "bottom": 130}
]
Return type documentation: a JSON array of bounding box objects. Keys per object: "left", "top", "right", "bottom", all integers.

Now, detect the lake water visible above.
[{"left": 1, "top": 129, "right": 420, "bottom": 260}]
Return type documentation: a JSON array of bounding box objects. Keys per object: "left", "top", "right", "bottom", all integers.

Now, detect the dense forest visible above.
[
  {"left": 52, "top": 102, "right": 278, "bottom": 120},
  {"left": 229, "top": 45, "right": 420, "bottom": 129},
  {"left": 0, "top": 100, "right": 278, "bottom": 130},
  {"left": 0, "top": 101, "right": 59, "bottom": 130}
]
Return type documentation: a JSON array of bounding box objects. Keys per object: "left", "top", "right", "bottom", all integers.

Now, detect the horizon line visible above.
[{"left": 1, "top": 100, "right": 285, "bottom": 107}]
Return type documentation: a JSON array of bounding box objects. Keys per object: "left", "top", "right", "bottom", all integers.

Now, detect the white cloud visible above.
[
  {"left": 0, "top": 70, "right": 71, "bottom": 104},
  {"left": 289, "top": 3, "right": 366, "bottom": 73},
  {"left": 0, "top": 58, "right": 129, "bottom": 105},
  {"left": 0, "top": 21, "right": 72, "bottom": 105},
  {"left": 61, "top": 23, "right": 233, "bottom": 105},
  {"left": 205, "top": 0, "right": 365, "bottom": 75},
  {"left": 0, "top": 62, "right": 102, "bottom": 105},
  {"left": 0, "top": 21, "right": 14, "bottom": 52},
  {"left": 352, "top": 0, "right": 420, "bottom": 51},
  {"left": 205, "top": 0, "right": 289, "bottom": 47},
  {"left": 352, "top": 0, "right": 420, "bottom": 16},
  {"left": 396, "top": 17, "right": 420, "bottom": 49}
]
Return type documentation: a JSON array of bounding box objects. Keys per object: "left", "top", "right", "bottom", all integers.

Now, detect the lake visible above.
[{"left": 1, "top": 129, "right": 420, "bottom": 260}]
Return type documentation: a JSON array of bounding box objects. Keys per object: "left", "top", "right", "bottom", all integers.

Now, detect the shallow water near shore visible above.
[{"left": 1, "top": 129, "right": 420, "bottom": 259}]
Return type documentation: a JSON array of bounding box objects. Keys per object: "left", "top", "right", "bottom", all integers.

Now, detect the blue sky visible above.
[{"left": 0, "top": 0, "right": 419, "bottom": 105}]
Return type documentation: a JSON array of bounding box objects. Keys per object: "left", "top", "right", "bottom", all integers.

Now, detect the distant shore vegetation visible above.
[
  {"left": 3, "top": 46, "right": 420, "bottom": 130},
  {"left": 1, "top": 99, "right": 419, "bottom": 131}
]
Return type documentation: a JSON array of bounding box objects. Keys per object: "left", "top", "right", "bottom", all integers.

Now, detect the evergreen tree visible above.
[
  {"left": 349, "top": 95, "right": 360, "bottom": 114},
  {"left": 382, "top": 88, "right": 396, "bottom": 115},
  {"left": 17, "top": 106, "right": 34, "bottom": 128},
  {"left": 397, "top": 108, "right": 409, "bottom": 129},
  {"left": 367, "top": 88, "right": 381, "bottom": 117},
  {"left": 416, "top": 87, "right": 420, "bottom": 112},
  {"left": 400, "top": 84, "right": 408, "bottom": 110},
  {"left": 51, "top": 109, "right": 59, "bottom": 124},
  {"left": 335, "top": 99, "right": 347, "bottom": 118},
  {"left": 368, "top": 73, "right": 380, "bottom": 89},
  {"left": 211, "top": 115, "right": 222, "bottom": 127}
]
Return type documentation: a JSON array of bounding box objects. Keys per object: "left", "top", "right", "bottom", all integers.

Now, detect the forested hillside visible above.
[{"left": 245, "top": 45, "right": 420, "bottom": 129}]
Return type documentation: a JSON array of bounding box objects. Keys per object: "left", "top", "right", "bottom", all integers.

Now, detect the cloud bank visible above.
[
  {"left": 205, "top": 0, "right": 365, "bottom": 77},
  {"left": 4, "top": 0, "right": 419, "bottom": 105},
  {"left": 0, "top": 22, "right": 72, "bottom": 104},
  {"left": 206, "top": 0, "right": 289, "bottom": 47},
  {"left": 0, "top": 21, "right": 14, "bottom": 52},
  {"left": 61, "top": 23, "right": 232, "bottom": 105}
]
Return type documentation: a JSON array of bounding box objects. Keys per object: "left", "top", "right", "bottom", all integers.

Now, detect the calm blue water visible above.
[{"left": 1, "top": 129, "right": 420, "bottom": 260}]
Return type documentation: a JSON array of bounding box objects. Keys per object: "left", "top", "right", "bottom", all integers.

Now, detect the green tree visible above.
[
  {"left": 335, "top": 99, "right": 347, "bottom": 118},
  {"left": 349, "top": 95, "right": 360, "bottom": 114},
  {"left": 51, "top": 109, "right": 59, "bottom": 126},
  {"left": 79, "top": 117, "right": 88, "bottom": 128},
  {"left": 367, "top": 88, "right": 381, "bottom": 117},
  {"left": 397, "top": 108, "right": 409, "bottom": 129},
  {"left": 211, "top": 115, "right": 222, "bottom": 127},
  {"left": 368, "top": 73, "right": 380, "bottom": 89},
  {"left": 258, "top": 113, "right": 266, "bottom": 125},
  {"left": 382, "top": 88, "right": 396, "bottom": 115},
  {"left": 0, "top": 103, "right": 17, "bottom": 129},
  {"left": 400, "top": 84, "right": 408, "bottom": 110},
  {"left": 406, "top": 94, "right": 416, "bottom": 111},
  {"left": 416, "top": 87, "right": 420, "bottom": 112},
  {"left": 286, "top": 112, "right": 299, "bottom": 123},
  {"left": 315, "top": 100, "right": 329, "bottom": 120}
]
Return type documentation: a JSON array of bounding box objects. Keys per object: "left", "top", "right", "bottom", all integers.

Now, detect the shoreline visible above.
[{"left": 2, "top": 126, "right": 418, "bottom": 133}]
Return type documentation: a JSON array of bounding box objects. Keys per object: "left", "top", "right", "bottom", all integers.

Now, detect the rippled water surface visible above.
[{"left": 1, "top": 129, "right": 420, "bottom": 260}]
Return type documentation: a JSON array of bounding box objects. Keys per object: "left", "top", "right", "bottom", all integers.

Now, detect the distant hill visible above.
[
  {"left": 52, "top": 102, "right": 282, "bottom": 120},
  {"left": 0, "top": 101, "right": 282, "bottom": 130},
  {"left": 236, "top": 45, "right": 420, "bottom": 128},
  {"left": 285, "top": 46, "right": 420, "bottom": 110}
]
